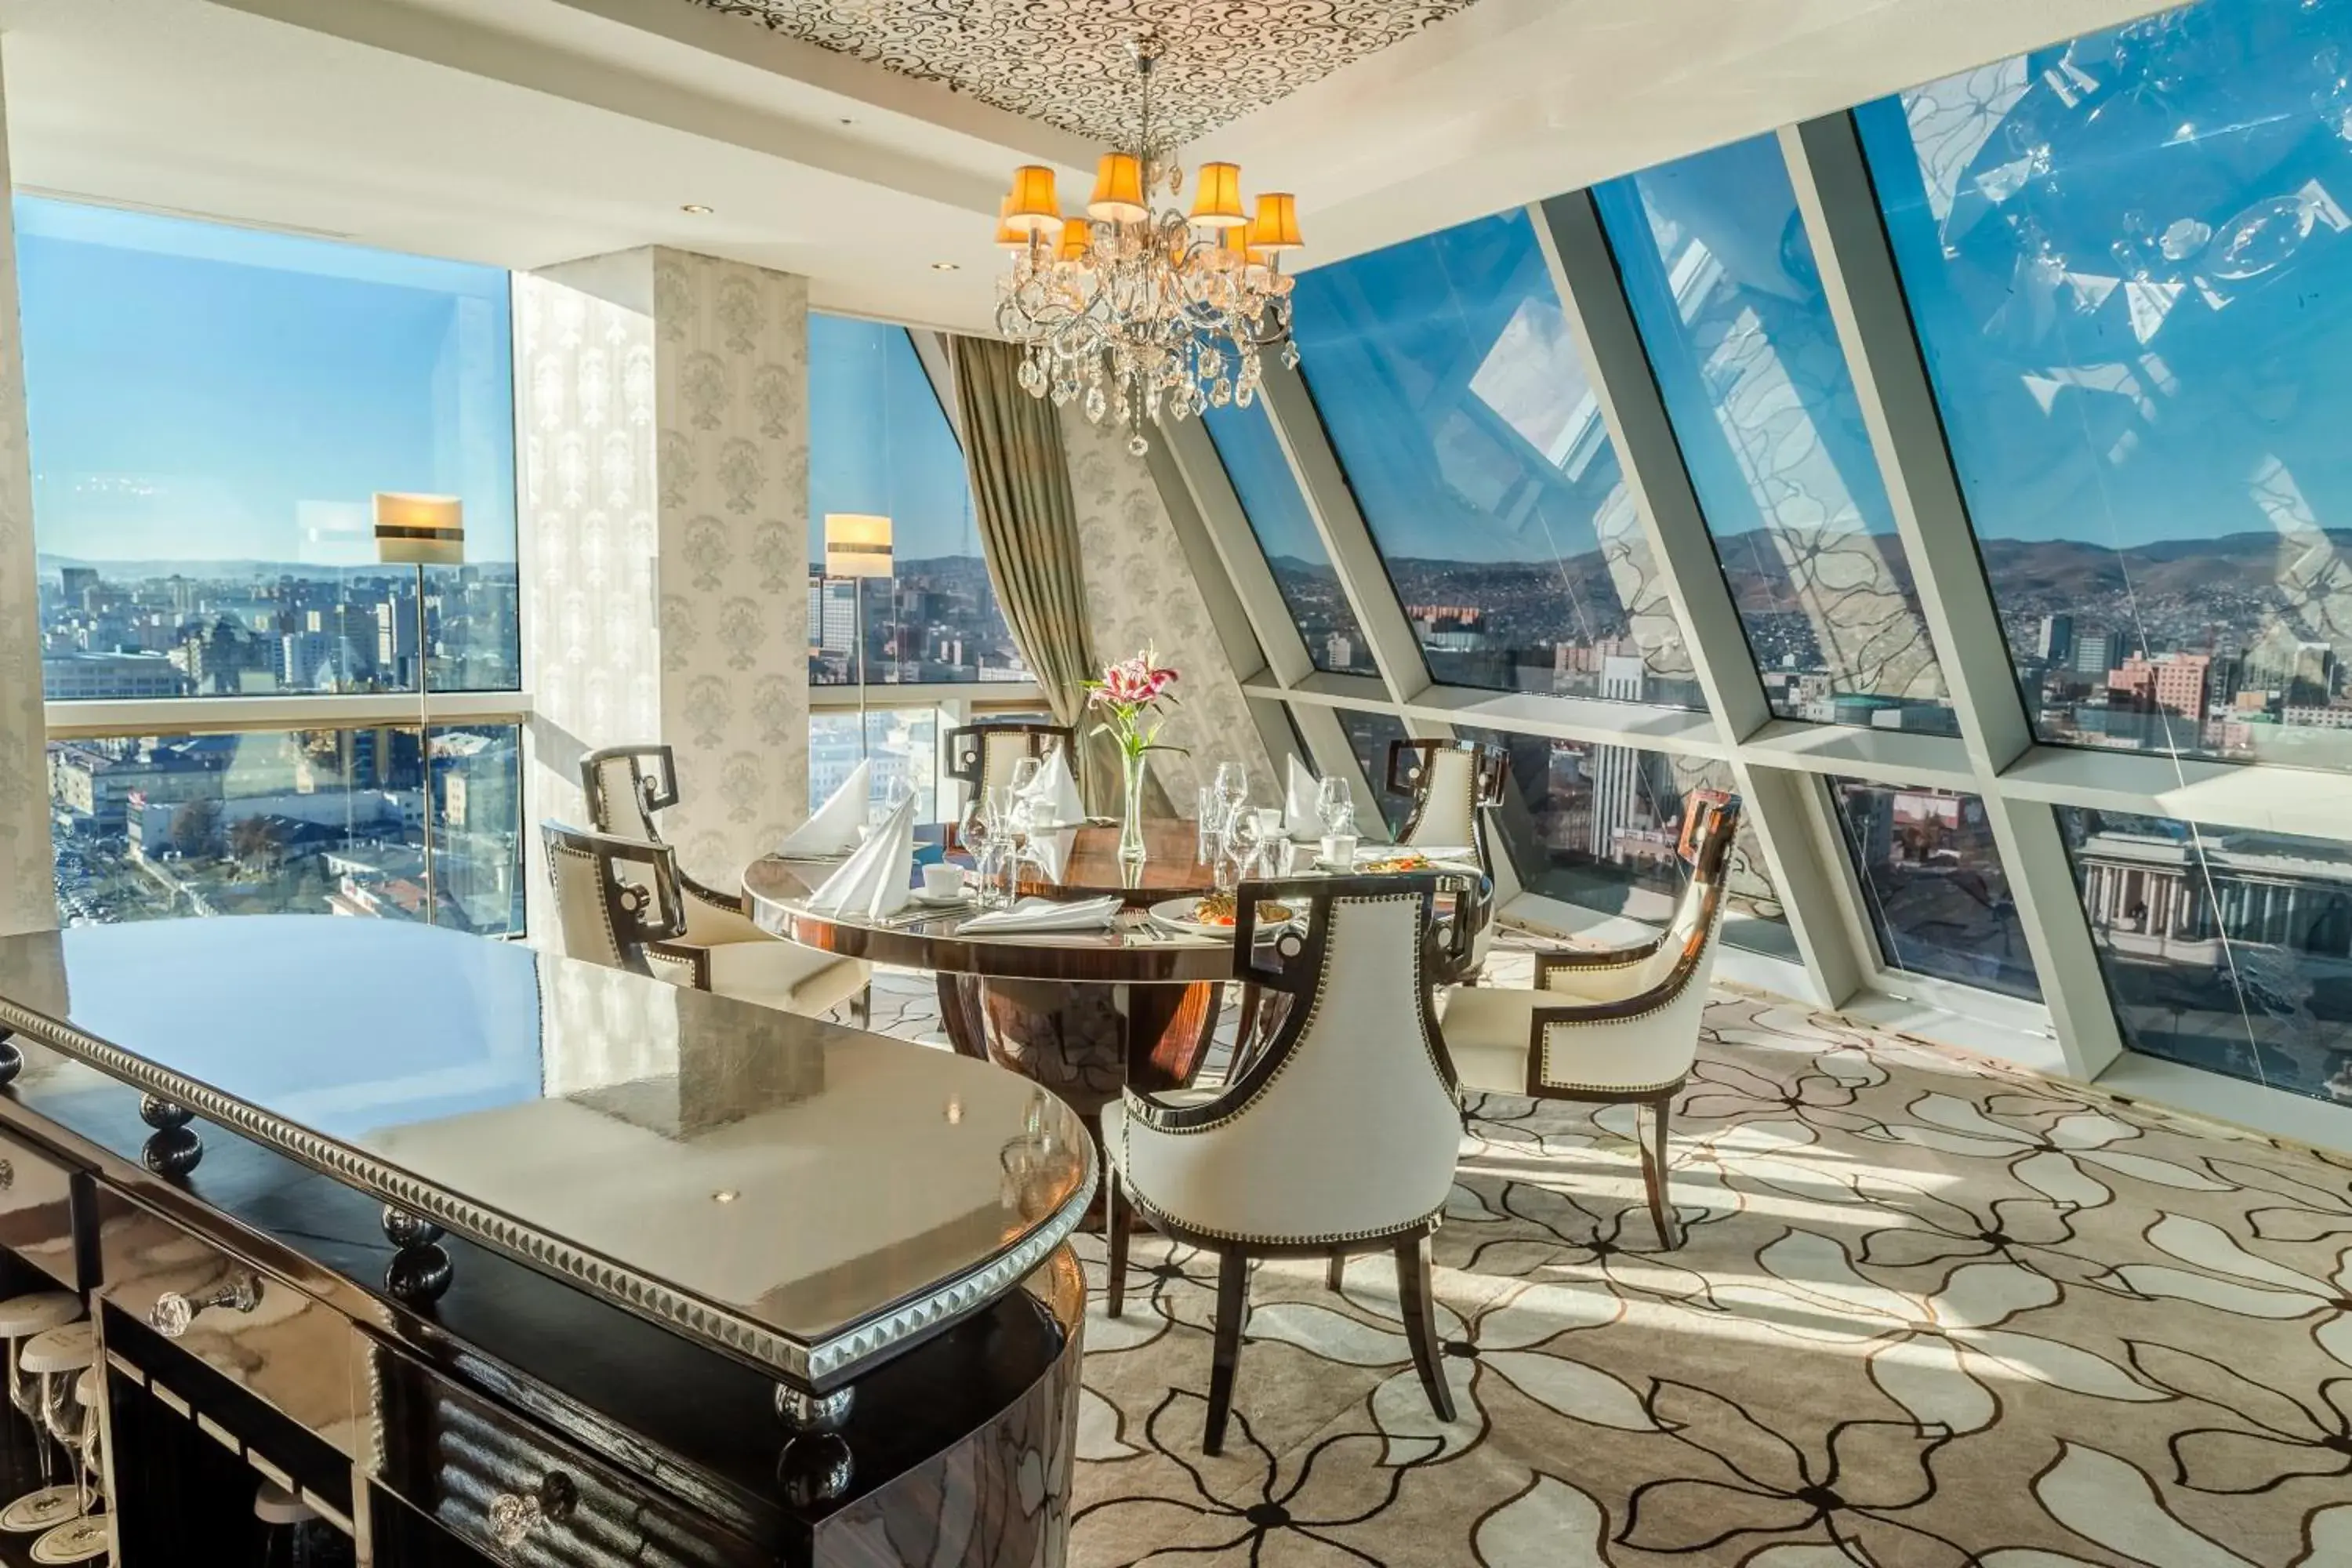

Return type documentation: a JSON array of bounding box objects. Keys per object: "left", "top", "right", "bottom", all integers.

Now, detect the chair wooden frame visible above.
[
  {"left": 577, "top": 744, "right": 747, "bottom": 919},
  {"left": 1385, "top": 738, "right": 1510, "bottom": 985},
  {"left": 943, "top": 721, "right": 1078, "bottom": 797},
  {"left": 1494, "top": 796, "right": 1742, "bottom": 1248},
  {"left": 1105, "top": 872, "right": 1475, "bottom": 1454},
  {"left": 538, "top": 821, "right": 707, "bottom": 989}
]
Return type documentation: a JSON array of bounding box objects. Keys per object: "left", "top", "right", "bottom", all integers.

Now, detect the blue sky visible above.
[{"left": 16, "top": 196, "right": 516, "bottom": 565}]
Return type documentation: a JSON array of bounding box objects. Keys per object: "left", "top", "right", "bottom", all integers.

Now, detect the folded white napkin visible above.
[
  {"left": 804, "top": 790, "right": 916, "bottom": 919},
  {"left": 960, "top": 895, "right": 1124, "bottom": 934},
  {"left": 778, "top": 760, "right": 869, "bottom": 858},
  {"left": 1018, "top": 742, "right": 1087, "bottom": 828},
  {"left": 1283, "top": 755, "right": 1320, "bottom": 840}
]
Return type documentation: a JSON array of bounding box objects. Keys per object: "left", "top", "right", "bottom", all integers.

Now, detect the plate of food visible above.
[{"left": 1147, "top": 892, "right": 1298, "bottom": 938}]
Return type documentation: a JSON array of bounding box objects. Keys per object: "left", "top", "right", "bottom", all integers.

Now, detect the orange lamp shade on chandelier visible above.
[
  {"left": 1188, "top": 162, "right": 1247, "bottom": 229},
  {"left": 1087, "top": 152, "right": 1149, "bottom": 223},
  {"left": 1004, "top": 165, "right": 1062, "bottom": 234},
  {"left": 1247, "top": 192, "right": 1304, "bottom": 252}
]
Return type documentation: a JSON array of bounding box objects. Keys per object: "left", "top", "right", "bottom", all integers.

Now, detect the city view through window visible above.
[
  {"left": 1859, "top": 0, "right": 2352, "bottom": 771},
  {"left": 25, "top": 197, "right": 522, "bottom": 932},
  {"left": 807, "top": 315, "right": 1026, "bottom": 692},
  {"left": 1289, "top": 210, "right": 1704, "bottom": 709}
]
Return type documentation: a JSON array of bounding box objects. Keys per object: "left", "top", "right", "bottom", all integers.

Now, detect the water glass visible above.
[{"left": 1195, "top": 786, "right": 1226, "bottom": 866}]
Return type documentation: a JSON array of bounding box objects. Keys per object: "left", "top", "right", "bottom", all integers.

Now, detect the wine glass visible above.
[
  {"left": 1210, "top": 760, "right": 1247, "bottom": 824},
  {"left": 1316, "top": 776, "right": 1356, "bottom": 837},
  {"left": 959, "top": 792, "right": 993, "bottom": 898}
]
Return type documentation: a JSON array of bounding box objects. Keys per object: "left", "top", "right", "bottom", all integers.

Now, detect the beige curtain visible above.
[{"left": 949, "top": 336, "right": 1122, "bottom": 811}]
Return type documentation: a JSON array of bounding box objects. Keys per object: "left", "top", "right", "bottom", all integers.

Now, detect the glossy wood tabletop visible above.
[{"left": 741, "top": 826, "right": 1236, "bottom": 985}]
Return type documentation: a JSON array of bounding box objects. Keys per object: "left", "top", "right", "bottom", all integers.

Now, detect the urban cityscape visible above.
[{"left": 805, "top": 555, "right": 1029, "bottom": 689}]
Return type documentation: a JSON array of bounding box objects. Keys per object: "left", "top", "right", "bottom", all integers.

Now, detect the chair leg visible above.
[
  {"left": 1204, "top": 1247, "right": 1249, "bottom": 1456},
  {"left": 1393, "top": 1232, "right": 1455, "bottom": 1424},
  {"left": 848, "top": 982, "right": 873, "bottom": 1029},
  {"left": 1642, "top": 1096, "right": 1679, "bottom": 1250},
  {"left": 1105, "top": 1167, "right": 1131, "bottom": 1319},
  {"left": 1325, "top": 1253, "right": 1345, "bottom": 1291}
]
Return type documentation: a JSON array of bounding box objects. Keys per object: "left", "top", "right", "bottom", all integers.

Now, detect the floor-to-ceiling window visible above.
[
  {"left": 24, "top": 197, "right": 524, "bottom": 932},
  {"left": 806, "top": 314, "right": 1039, "bottom": 820}
]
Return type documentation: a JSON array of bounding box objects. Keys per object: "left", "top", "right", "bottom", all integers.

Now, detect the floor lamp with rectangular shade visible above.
[
  {"left": 374, "top": 492, "right": 463, "bottom": 926},
  {"left": 824, "top": 513, "right": 894, "bottom": 760}
]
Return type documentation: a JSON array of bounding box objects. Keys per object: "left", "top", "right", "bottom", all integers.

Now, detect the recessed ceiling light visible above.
[
  {"left": 681, "top": 203, "right": 713, "bottom": 216},
  {"left": 712, "top": 1189, "right": 739, "bottom": 1203},
  {"left": 839, "top": 117, "right": 856, "bottom": 126},
  {"left": 931, "top": 261, "right": 960, "bottom": 271}
]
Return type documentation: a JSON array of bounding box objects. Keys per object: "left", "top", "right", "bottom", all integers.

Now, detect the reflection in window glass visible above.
[
  {"left": 1336, "top": 708, "right": 1413, "bottom": 835},
  {"left": 20, "top": 198, "right": 520, "bottom": 699},
  {"left": 1857, "top": 0, "right": 2352, "bottom": 769},
  {"left": 809, "top": 708, "right": 941, "bottom": 822},
  {"left": 1200, "top": 401, "right": 1377, "bottom": 677},
  {"left": 1459, "top": 726, "right": 1794, "bottom": 959},
  {"left": 2060, "top": 808, "right": 2352, "bottom": 1103},
  {"left": 808, "top": 317, "right": 1025, "bottom": 687},
  {"left": 1290, "top": 211, "right": 1701, "bottom": 707},
  {"left": 1828, "top": 782, "right": 2039, "bottom": 998},
  {"left": 1596, "top": 138, "right": 1956, "bottom": 735},
  {"left": 48, "top": 725, "right": 522, "bottom": 934}
]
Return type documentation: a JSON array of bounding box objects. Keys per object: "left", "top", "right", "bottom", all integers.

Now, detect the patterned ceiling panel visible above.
[{"left": 682, "top": 1, "right": 1481, "bottom": 144}]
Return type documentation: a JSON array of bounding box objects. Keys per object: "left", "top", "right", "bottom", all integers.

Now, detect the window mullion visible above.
[
  {"left": 1782, "top": 113, "right": 2122, "bottom": 1076},
  {"left": 1148, "top": 416, "right": 1288, "bottom": 687}
]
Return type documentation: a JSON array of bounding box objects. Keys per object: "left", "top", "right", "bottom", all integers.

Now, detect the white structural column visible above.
[
  {"left": 1534, "top": 191, "right": 1867, "bottom": 1007},
  {"left": 517, "top": 246, "right": 810, "bottom": 941},
  {"left": 1782, "top": 115, "right": 2122, "bottom": 1076},
  {"left": 0, "top": 47, "right": 55, "bottom": 938}
]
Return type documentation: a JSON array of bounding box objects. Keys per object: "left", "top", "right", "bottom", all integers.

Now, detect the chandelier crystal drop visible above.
[{"left": 993, "top": 34, "right": 1302, "bottom": 456}]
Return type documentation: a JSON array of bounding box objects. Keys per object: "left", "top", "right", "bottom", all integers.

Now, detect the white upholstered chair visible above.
[
  {"left": 944, "top": 720, "right": 1078, "bottom": 802},
  {"left": 1102, "top": 873, "right": 1474, "bottom": 1454},
  {"left": 540, "top": 822, "right": 871, "bottom": 1019},
  {"left": 1437, "top": 795, "right": 1741, "bottom": 1248},
  {"left": 579, "top": 746, "right": 766, "bottom": 947},
  {"left": 1385, "top": 738, "right": 1510, "bottom": 984}
]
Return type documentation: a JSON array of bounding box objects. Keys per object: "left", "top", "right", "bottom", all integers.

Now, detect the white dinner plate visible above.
[{"left": 1145, "top": 895, "right": 1302, "bottom": 938}]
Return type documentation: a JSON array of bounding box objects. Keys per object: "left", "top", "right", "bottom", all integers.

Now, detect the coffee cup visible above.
[{"left": 921, "top": 863, "right": 965, "bottom": 901}]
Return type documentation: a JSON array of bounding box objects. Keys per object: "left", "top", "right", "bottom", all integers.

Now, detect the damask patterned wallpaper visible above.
[
  {"left": 0, "top": 71, "right": 56, "bottom": 936},
  {"left": 650, "top": 249, "right": 811, "bottom": 883},
  {"left": 1060, "top": 404, "right": 1273, "bottom": 807},
  {"left": 517, "top": 247, "right": 809, "bottom": 937},
  {"left": 681, "top": 1, "right": 1480, "bottom": 145}
]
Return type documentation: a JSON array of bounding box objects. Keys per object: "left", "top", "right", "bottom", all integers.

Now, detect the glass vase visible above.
[{"left": 1118, "top": 750, "right": 1149, "bottom": 868}]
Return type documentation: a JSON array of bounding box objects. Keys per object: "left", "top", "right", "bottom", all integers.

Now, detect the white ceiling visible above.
[{"left": 0, "top": 0, "right": 2178, "bottom": 331}]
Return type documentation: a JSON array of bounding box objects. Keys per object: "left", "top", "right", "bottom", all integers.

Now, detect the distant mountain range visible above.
[
  {"left": 37, "top": 554, "right": 518, "bottom": 581},
  {"left": 1272, "top": 525, "right": 2347, "bottom": 619}
]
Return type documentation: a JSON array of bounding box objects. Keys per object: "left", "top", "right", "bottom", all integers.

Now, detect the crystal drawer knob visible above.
[
  {"left": 147, "top": 1273, "right": 261, "bottom": 1338},
  {"left": 488, "top": 1472, "right": 575, "bottom": 1548}
]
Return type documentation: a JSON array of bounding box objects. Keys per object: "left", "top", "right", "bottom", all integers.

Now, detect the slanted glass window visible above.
[
  {"left": 1857, "top": 0, "right": 2352, "bottom": 770},
  {"left": 2060, "top": 808, "right": 2352, "bottom": 1102},
  {"left": 1458, "top": 726, "right": 1794, "bottom": 960},
  {"left": 1828, "top": 781, "right": 2038, "bottom": 998},
  {"left": 1290, "top": 210, "right": 1701, "bottom": 707},
  {"left": 19, "top": 198, "right": 519, "bottom": 698},
  {"left": 1596, "top": 137, "right": 1956, "bottom": 735},
  {"left": 808, "top": 709, "right": 942, "bottom": 822},
  {"left": 1200, "top": 401, "right": 1377, "bottom": 677},
  {"left": 49, "top": 724, "right": 522, "bottom": 933},
  {"left": 808, "top": 317, "right": 1025, "bottom": 686},
  {"left": 1335, "top": 708, "right": 1413, "bottom": 834}
]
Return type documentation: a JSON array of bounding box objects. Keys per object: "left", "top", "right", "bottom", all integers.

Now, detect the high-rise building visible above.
[
  {"left": 1586, "top": 655, "right": 1647, "bottom": 861},
  {"left": 2111, "top": 653, "right": 2211, "bottom": 722},
  {"left": 2036, "top": 613, "right": 2073, "bottom": 665},
  {"left": 2071, "top": 630, "right": 2114, "bottom": 679},
  {"left": 59, "top": 566, "right": 100, "bottom": 611}
]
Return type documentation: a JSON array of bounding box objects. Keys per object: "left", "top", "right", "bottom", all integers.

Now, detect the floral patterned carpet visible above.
[{"left": 850, "top": 954, "right": 2352, "bottom": 1566}]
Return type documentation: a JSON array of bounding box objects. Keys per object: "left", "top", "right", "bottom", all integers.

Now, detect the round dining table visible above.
[{"left": 742, "top": 819, "right": 1236, "bottom": 1132}]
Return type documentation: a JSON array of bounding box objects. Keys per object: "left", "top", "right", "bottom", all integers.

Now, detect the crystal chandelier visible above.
[{"left": 993, "top": 34, "right": 1303, "bottom": 456}]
